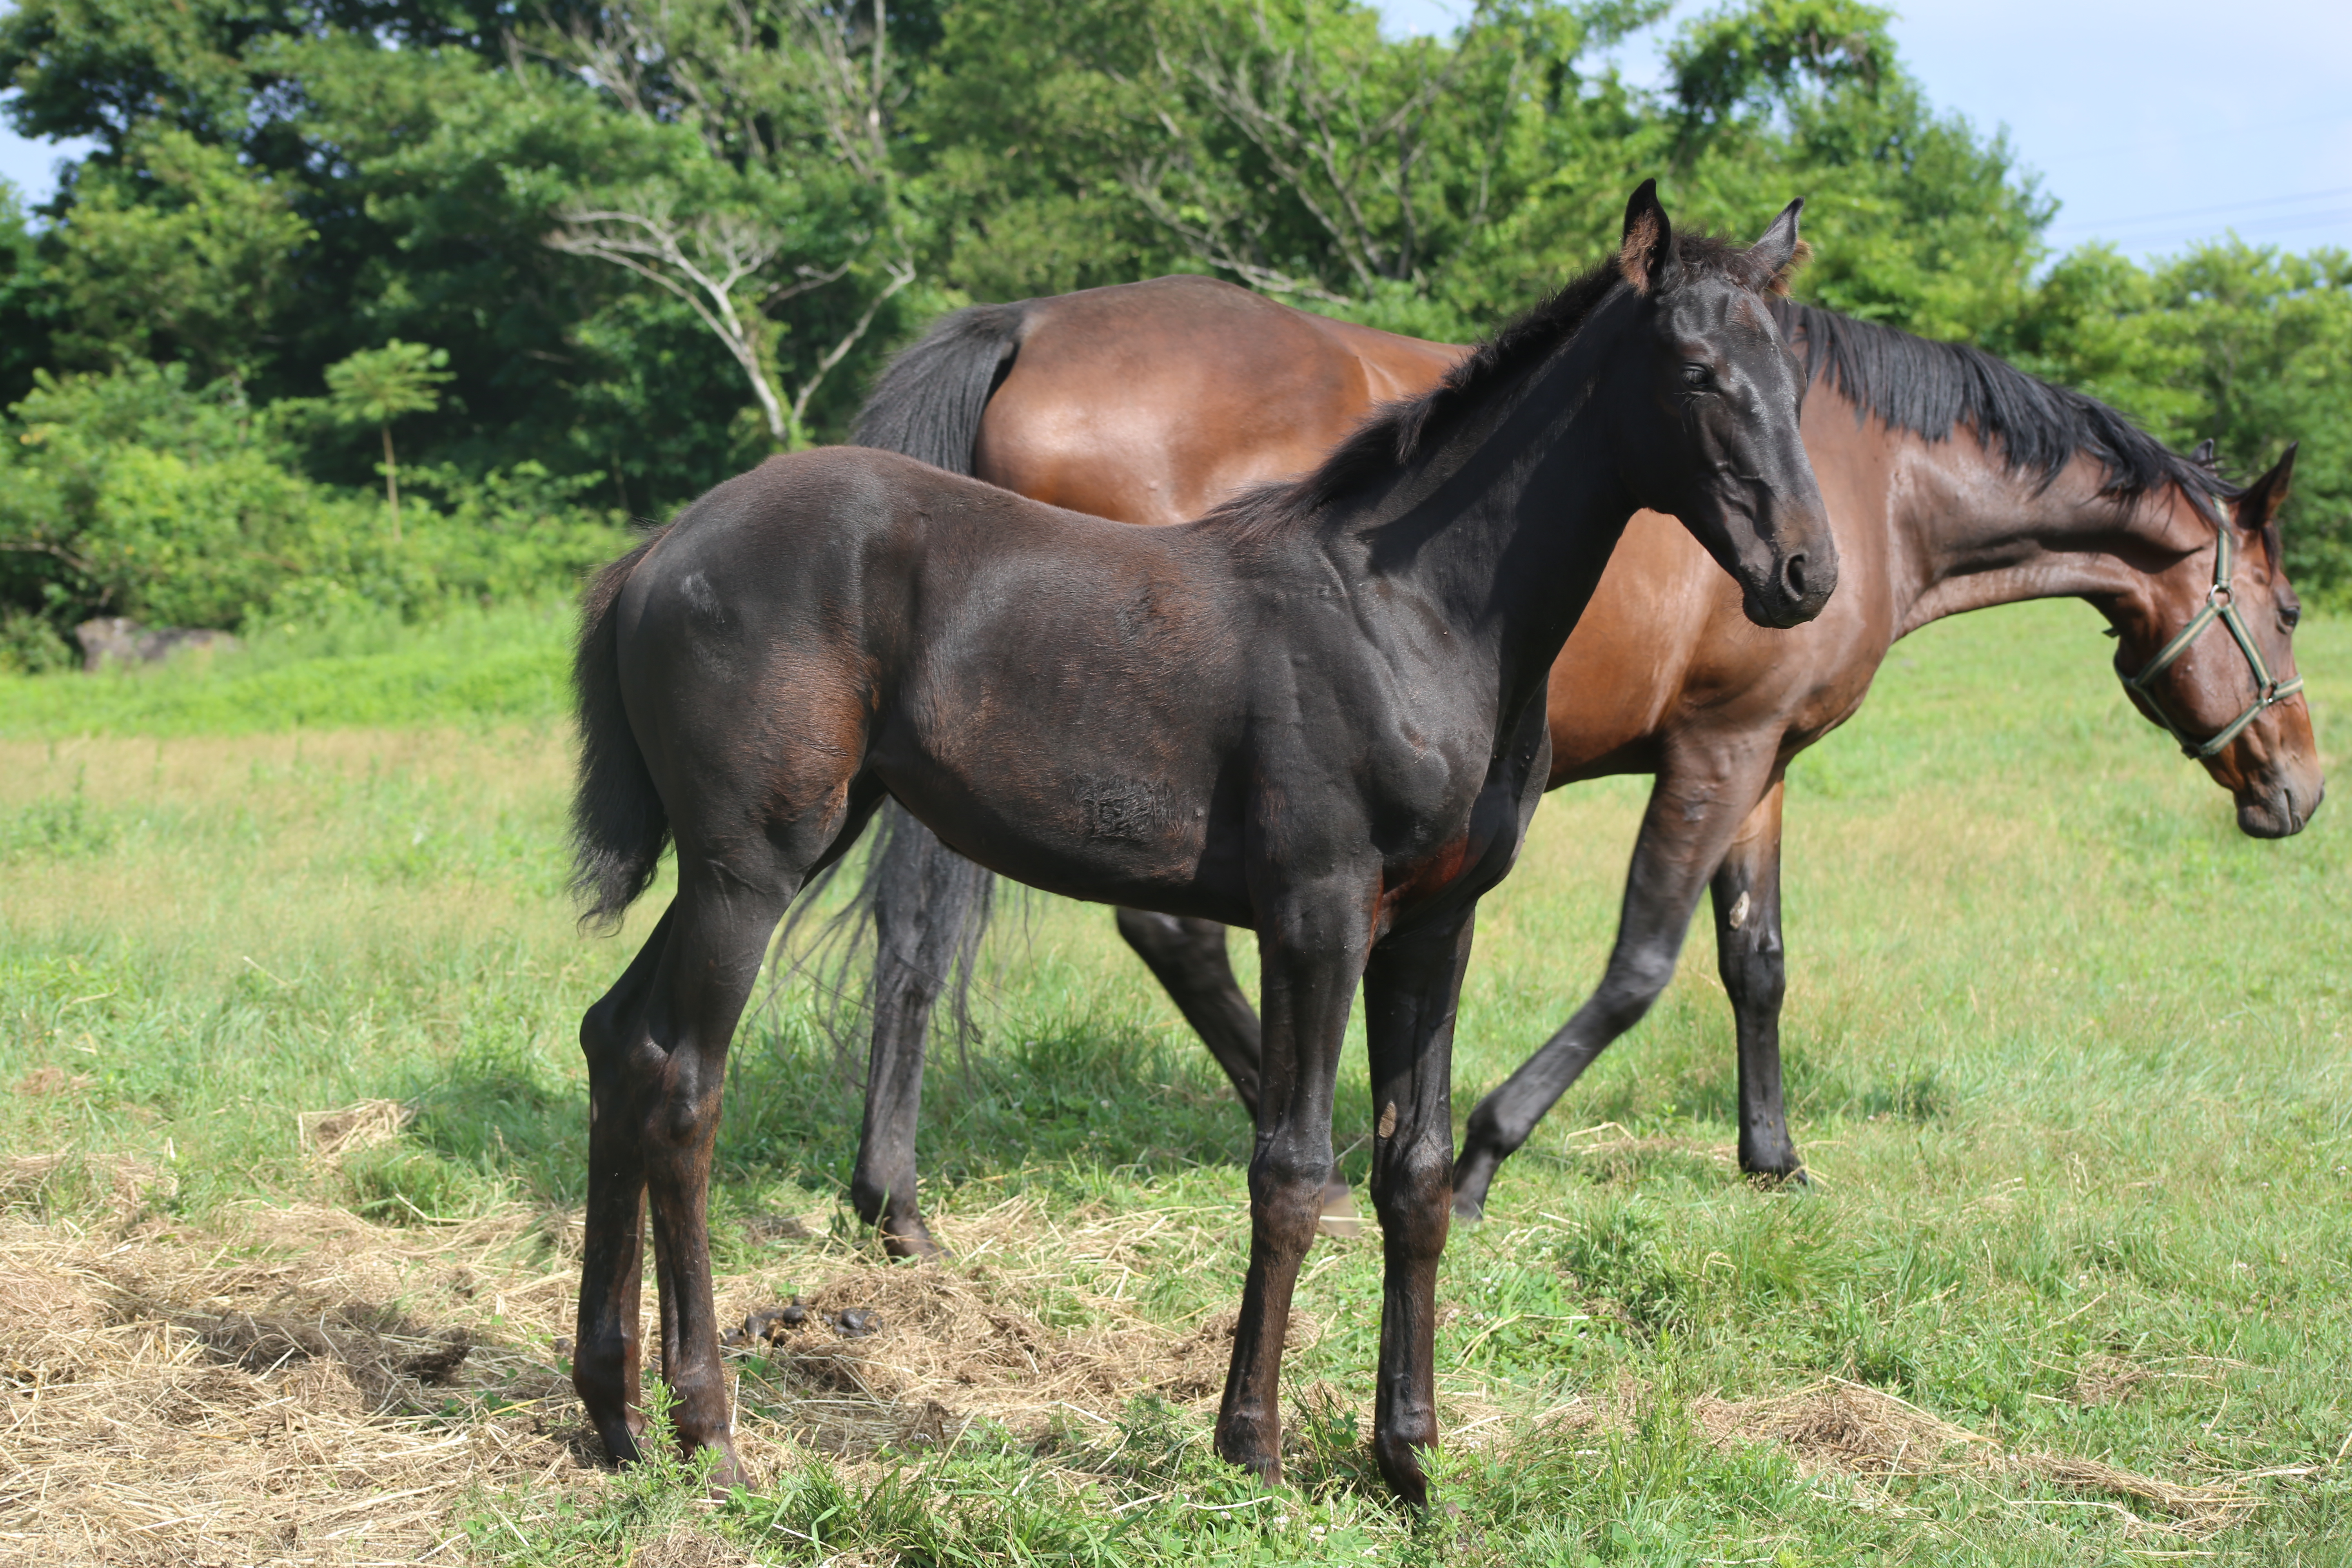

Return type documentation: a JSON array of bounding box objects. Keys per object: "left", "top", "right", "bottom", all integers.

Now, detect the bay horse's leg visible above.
[
  {"left": 1112, "top": 909, "right": 1263, "bottom": 1113},
  {"left": 1708, "top": 780, "right": 1803, "bottom": 1180},
  {"left": 1452, "top": 748, "right": 1775, "bottom": 1218},
  {"left": 849, "top": 813, "right": 984, "bottom": 1259},
  {"left": 1362, "top": 911, "right": 1476, "bottom": 1509},
  {"left": 575, "top": 904, "right": 676, "bottom": 1467},
  {"left": 1214, "top": 903, "right": 1366, "bottom": 1483}
]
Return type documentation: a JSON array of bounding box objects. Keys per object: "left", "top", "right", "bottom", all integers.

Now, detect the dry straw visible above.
[{"left": 0, "top": 1161, "right": 2319, "bottom": 1563}]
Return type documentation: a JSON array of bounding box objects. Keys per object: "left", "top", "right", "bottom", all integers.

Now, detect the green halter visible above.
[{"left": 2120, "top": 515, "right": 2303, "bottom": 761}]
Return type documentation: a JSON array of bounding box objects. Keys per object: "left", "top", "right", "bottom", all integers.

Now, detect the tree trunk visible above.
[{"left": 382, "top": 422, "right": 402, "bottom": 544}]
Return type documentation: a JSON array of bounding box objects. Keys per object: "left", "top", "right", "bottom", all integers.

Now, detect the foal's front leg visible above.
[
  {"left": 1362, "top": 911, "right": 1475, "bottom": 1507},
  {"left": 1214, "top": 905, "right": 1366, "bottom": 1482}
]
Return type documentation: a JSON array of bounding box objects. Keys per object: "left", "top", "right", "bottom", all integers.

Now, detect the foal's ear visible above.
[
  {"left": 2190, "top": 438, "right": 2218, "bottom": 470},
  {"left": 1618, "top": 178, "right": 1679, "bottom": 295},
  {"left": 2234, "top": 443, "right": 2297, "bottom": 532},
  {"left": 1745, "top": 198, "right": 1809, "bottom": 294}
]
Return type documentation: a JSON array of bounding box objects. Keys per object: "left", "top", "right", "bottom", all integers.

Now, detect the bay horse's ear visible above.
[
  {"left": 2234, "top": 443, "right": 2297, "bottom": 532},
  {"left": 1619, "top": 179, "right": 1679, "bottom": 295},
  {"left": 2190, "top": 438, "right": 2218, "bottom": 470},
  {"left": 1745, "top": 198, "right": 1809, "bottom": 294}
]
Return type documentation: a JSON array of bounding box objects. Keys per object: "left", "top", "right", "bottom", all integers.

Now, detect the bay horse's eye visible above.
[
  {"left": 2280, "top": 603, "right": 2301, "bottom": 633},
  {"left": 1681, "top": 363, "right": 1711, "bottom": 389}
]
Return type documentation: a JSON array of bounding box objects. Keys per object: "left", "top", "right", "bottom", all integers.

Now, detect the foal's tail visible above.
[
  {"left": 570, "top": 533, "right": 671, "bottom": 932},
  {"left": 851, "top": 301, "right": 1026, "bottom": 475}
]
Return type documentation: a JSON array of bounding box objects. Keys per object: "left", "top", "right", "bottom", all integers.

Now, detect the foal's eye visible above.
[{"left": 1681, "top": 363, "right": 1711, "bottom": 389}]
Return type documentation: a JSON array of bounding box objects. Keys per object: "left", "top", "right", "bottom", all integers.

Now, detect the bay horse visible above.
[
  {"left": 567, "top": 185, "right": 1834, "bottom": 1503},
  {"left": 827, "top": 243, "right": 2322, "bottom": 1256}
]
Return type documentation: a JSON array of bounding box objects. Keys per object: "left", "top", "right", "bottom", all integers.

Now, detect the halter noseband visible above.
[{"left": 2120, "top": 518, "right": 2302, "bottom": 760}]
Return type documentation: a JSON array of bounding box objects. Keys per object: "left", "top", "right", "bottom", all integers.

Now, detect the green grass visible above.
[
  {"left": 2, "top": 598, "right": 2348, "bottom": 1564},
  {"left": 0, "top": 596, "right": 578, "bottom": 738}
]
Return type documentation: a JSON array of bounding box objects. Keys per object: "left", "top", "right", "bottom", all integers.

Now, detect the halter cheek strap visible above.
[{"left": 2120, "top": 523, "right": 2304, "bottom": 760}]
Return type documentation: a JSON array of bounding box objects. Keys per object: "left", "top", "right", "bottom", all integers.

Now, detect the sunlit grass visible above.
[{"left": 2, "top": 598, "right": 2347, "bottom": 1563}]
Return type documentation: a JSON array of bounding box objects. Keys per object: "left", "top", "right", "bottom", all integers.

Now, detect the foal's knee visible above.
[{"left": 1372, "top": 1136, "right": 1452, "bottom": 1250}]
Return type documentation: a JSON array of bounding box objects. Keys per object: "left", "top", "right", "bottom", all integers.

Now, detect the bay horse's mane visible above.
[
  {"left": 1205, "top": 235, "right": 1765, "bottom": 544},
  {"left": 1768, "top": 298, "right": 2235, "bottom": 512}
]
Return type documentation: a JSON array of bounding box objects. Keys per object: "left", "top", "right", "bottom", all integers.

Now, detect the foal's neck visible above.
[
  {"left": 1326, "top": 331, "right": 1636, "bottom": 722},
  {"left": 1888, "top": 424, "right": 2207, "bottom": 638}
]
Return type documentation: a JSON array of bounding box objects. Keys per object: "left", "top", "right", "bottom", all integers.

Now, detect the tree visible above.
[
  {"left": 325, "top": 340, "right": 451, "bottom": 541},
  {"left": 535, "top": 0, "right": 916, "bottom": 449},
  {"left": 51, "top": 125, "right": 314, "bottom": 380}
]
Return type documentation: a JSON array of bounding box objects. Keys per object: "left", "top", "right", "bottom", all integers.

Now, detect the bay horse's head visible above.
[
  {"left": 1604, "top": 180, "right": 1836, "bottom": 629},
  {"left": 2113, "top": 445, "right": 2323, "bottom": 837}
]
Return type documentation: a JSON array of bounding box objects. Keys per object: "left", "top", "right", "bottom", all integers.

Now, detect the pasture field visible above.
[{"left": 1, "top": 598, "right": 2348, "bottom": 1566}]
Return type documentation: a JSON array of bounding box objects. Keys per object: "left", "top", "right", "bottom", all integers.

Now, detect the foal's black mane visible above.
[
  {"left": 1206, "top": 235, "right": 1761, "bottom": 542},
  {"left": 1766, "top": 298, "right": 2234, "bottom": 511}
]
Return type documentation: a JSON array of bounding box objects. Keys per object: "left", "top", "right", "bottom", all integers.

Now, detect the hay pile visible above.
[
  {"left": 1693, "top": 1377, "right": 2305, "bottom": 1540},
  {"left": 0, "top": 1177, "right": 1252, "bottom": 1564}
]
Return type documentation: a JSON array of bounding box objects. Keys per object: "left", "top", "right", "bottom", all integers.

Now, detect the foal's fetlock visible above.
[
  {"left": 1214, "top": 1414, "right": 1285, "bottom": 1483},
  {"left": 1372, "top": 1430, "right": 1434, "bottom": 1511}
]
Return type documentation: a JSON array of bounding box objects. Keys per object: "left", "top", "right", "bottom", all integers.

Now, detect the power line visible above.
[{"left": 2049, "top": 183, "right": 2352, "bottom": 236}]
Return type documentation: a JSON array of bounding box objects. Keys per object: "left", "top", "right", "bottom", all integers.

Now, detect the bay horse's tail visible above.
[
  {"left": 851, "top": 301, "right": 1026, "bottom": 474},
  {"left": 571, "top": 532, "right": 671, "bottom": 932}
]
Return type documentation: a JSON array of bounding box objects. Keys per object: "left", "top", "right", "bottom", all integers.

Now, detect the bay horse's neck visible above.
[{"left": 1875, "top": 408, "right": 2209, "bottom": 639}]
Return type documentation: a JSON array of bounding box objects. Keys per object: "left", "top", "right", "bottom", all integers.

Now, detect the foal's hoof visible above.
[
  {"left": 881, "top": 1216, "right": 946, "bottom": 1261},
  {"left": 1372, "top": 1434, "right": 1432, "bottom": 1511},
  {"left": 1743, "top": 1163, "right": 1809, "bottom": 1189},
  {"left": 1214, "top": 1417, "right": 1285, "bottom": 1485}
]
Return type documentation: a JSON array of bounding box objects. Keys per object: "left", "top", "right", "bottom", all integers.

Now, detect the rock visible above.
[{"left": 75, "top": 616, "right": 242, "bottom": 673}]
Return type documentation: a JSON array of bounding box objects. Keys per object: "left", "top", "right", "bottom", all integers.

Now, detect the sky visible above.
[
  {"left": 1380, "top": 0, "right": 2352, "bottom": 261},
  {"left": 4, "top": 0, "right": 2349, "bottom": 260}
]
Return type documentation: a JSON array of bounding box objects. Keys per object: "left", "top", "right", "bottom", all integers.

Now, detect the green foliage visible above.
[
  {"left": 2, "top": 0, "right": 2348, "bottom": 619},
  {"left": 325, "top": 339, "right": 451, "bottom": 430},
  {"left": 2000, "top": 241, "right": 2352, "bottom": 598},
  {"left": 1666, "top": 0, "right": 1893, "bottom": 126},
  {"left": 50, "top": 124, "right": 314, "bottom": 378},
  {"left": 0, "top": 359, "right": 628, "bottom": 638}
]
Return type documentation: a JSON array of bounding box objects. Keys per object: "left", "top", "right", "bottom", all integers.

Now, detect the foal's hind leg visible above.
[
  {"left": 576, "top": 905, "right": 675, "bottom": 1467},
  {"left": 850, "top": 811, "right": 989, "bottom": 1259},
  {"left": 1708, "top": 781, "right": 1803, "bottom": 1180},
  {"left": 577, "top": 857, "right": 801, "bottom": 1489}
]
